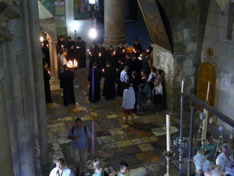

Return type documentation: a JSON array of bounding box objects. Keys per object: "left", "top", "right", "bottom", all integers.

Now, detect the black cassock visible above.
[
  {"left": 76, "top": 40, "right": 86, "bottom": 68},
  {"left": 67, "top": 40, "right": 76, "bottom": 60},
  {"left": 95, "top": 46, "right": 106, "bottom": 69},
  {"left": 106, "top": 49, "right": 117, "bottom": 68},
  {"left": 89, "top": 45, "right": 97, "bottom": 69},
  {"left": 103, "top": 66, "right": 116, "bottom": 100},
  {"left": 133, "top": 42, "right": 142, "bottom": 57},
  {"left": 115, "top": 46, "right": 126, "bottom": 67},
  {"left": 57, "top": 40, "right": 66, "bottom": 53},
  {"left": 60, "top": 70, "right": 76, "bottom": 106},
  {"left": 116, "top": 63, "right": 125, "bottom": 97},
  {"left": 42, "top": 40, "right": 50, "bottom": 67},
  {"left": 88, "top": 67, "right": 102, "bottom": 103},
  {"left": 43, "top": 68, "right": 52, "bottom": 103}
]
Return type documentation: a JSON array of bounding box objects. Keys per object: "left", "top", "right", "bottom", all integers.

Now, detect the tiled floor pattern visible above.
[{"left": 46, "top": 68, "right": 201, "bottom": 176}]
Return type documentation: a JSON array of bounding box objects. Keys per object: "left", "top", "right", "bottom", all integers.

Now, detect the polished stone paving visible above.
[{"left": 45, "top": 67, "right": 203, "bottom": 176}]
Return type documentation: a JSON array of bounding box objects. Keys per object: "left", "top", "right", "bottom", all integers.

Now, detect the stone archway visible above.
[
  {"left": 40, "top": 25, "right": 58, "bottom": 81},
  {"left": 197, "top": 62, "right": 216, "bottom": 111}
]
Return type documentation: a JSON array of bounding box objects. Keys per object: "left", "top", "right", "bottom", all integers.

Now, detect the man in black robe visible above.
[
  {"left": 88, "top": 42, "right": 97, "bottom": 69},
  {"left": 106, "top": 45, "right": 117, "bottom": 68},
  {"left": 115, "top": 41, "right": 126, "bottom": 68},
  {"left": 76, "top": 37, "right": 86, "bottom": 68},
  {"left": 116, "top": 58, "right": 125, "bottom": 97},
  {"left": 41, "top": 38, "right": 50, "bottom": 67},
  {"left": 43, "top": 61, "right": 52, "bottom": 103},
  {"left": 132, "top": 53, "right": 141, "bottom": 77},
  {"left": 133, "top": 38, "right": 142, "bottom": 57},
  {"left": 57, "top": 36, "right": 66, "bottom": 54},
  {"left": 103, "top": 62, "right": 116, "bottom": 100},
  {"left": 60, "top": 66, "right": 76, "bottom": 106},
  {"left": 95, "top": 42, "right": 106, "bottom": 69},
  {"left": 66, "top": 37, "right": 76, "bottom": 60},
  {"left": 125, "top": 53, "right": 133, "bottom": 78},
  {"left": 88, "top": 62, "right": 102, "bottom": 103}
]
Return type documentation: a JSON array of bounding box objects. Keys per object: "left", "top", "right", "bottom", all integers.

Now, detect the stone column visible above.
[
  {"left": 0, "top": 49, "right": 14, "bottom": 176},
  {"left": 3, "top": 0, "right": 49, "bottom": 175},
  {"left": 104, "top": 0, "right": 125, "bottom": 45}
]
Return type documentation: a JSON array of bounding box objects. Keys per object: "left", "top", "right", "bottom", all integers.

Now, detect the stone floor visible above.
[{"left": 44, "top": 67, "right": 205, "bottom": 176}]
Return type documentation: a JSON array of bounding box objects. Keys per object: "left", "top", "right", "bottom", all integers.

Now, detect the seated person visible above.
[
  {"left": 117, "top": 161, "right": 130, "bottom": 176},
  {"left": 216, "top": 143, "right": 234, "bottom": 176},
  {"left": 49, "top": 158, "right": 75, "bottom": 176},
  {"left": 92, "top": 159, "right": 105, "bottom": 176}
]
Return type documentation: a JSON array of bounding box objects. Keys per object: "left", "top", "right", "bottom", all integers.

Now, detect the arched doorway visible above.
[{"left": 197, "top": 62, "right": 216, "bottom": 111}]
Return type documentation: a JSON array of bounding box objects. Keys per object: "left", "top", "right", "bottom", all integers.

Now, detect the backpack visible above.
[
  {"left": 71, "top": 125, "right": 87, "bottom": 137},
  {"left": 141, "top": 83, "right": 151, "bottom": 95}
]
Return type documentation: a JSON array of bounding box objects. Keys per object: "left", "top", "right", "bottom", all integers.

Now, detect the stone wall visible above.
[
  {"left": 151, "top": 0, "right": 208, "bottom": 112},
  {"left": 201, "top": 0, "right": 234, "bottom": 129}
]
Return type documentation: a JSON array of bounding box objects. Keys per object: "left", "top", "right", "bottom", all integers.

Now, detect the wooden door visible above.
[{"left": 197, "top": 62, "right": 216, "bottom": 111}]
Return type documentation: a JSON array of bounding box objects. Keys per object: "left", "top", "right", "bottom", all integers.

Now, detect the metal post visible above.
[
  {"left": 187, "top": 106, "right": 196, "bottom": 176},
  {"left": 179, "top": 92, "right": 184, "bottom": 176},
  {"left": 163, "top": 151, "right": 175, "bottom": 176}
]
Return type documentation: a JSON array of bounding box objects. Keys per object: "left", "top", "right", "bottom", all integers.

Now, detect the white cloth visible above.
[
  {"left": 216, "top": 152, "right": 234, "bottom": 175},
  {"left": 122, "top": 87, "right": 135, "bottom": 109},
  {"left": 49, "top": 166, "right": 75, "bottom": 176},
  {"left": 120, "top": 70, "right": 129, "bottom": 82}
]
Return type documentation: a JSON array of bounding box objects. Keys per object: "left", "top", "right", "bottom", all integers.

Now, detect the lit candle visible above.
[
  {"left": 133, "top": 48, "right": 136, "bottom": 53},
  {"left": 87, "top": 49, "right": 89, "bottom": 52},
  {"left": 113, "top": 51, "right": 116, "bottom": 55},
  {"left": 166, "top": 114, "right": 171, "bottom": 152},
  {"left": 181, "top": 80, "right": 184, "bottom": 94},
  {"left": 147, "top": 49, "right": 149, "bottom": 52},
  {"left": 102, "top": 69, "right": 104, "bottom": 72},
  {"left": 123, "top": 49, "right": 125, "bottom": 53},
  {"left": 206, "top": 81, "right": 210, "bottom": 101},
  {"left": 61, "top": 45, "right": 64, "bottom": 48},
  {"left": 98, "top": 53, "right": 101, "bottom": 57},
  {"left": 46, "top": 44, "right": 49, "bottom": 47}
]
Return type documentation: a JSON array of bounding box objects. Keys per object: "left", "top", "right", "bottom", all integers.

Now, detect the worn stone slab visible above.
[
  {"left": 91, "top": 112, "right": 98, "bottom": 117},
  {"left": 81, "top": 115, "right": 93, "bottom": 121},
  {"left": 149, "top": 136, "right": 158, "bottom": 142},
  {"left": 106, "top": 114, "right": 118, "bottom": 118},
  {"left": 131, "top": 138, "right": 143, "bottom": 145},
  {"left": 46, "top": 103, "right": 59, "bottom": 108},
  {"left": 97, "top": 135, "right": 123, "bottom": 149},
  {"left": 116, "top": 140, "right": 133, "bottom": 148},
  {"left": 151, "top": 126, "right": 179, "bottom": 136},
  {"left": 64, "top": 116, "right": 73, "bottom": 121},
  {"left": 109, "top": 128, "right": 125, "bottom": 135},
  {"left": 138, "top": 143, "right": 154, "bottom": 152},
  {"left": 136, "top": 151, "right": 159, "bottom": 163},
  {"left": 141, "top": 137, "right": 151, "bottom": 143},
  {"left": 97, "top": 118, "right": 121, "bottom": 131}
]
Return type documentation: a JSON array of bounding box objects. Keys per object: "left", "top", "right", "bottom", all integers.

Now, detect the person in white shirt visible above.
[
  {"left": 120, "top": 66, "right": 129, "bottom": 96},
  {"left": 216, "top": 143, "right": 234, "bottom": 176},
  {"left": 59, "top": 51, "right": 67, "bottom": 74},
  {"left": 122, "top": 82, "right": 135, "bottom": 124},
  {"left": 120, "top": 66, "right": 129, "bottom": 83},
  {"left": 49, "top": 158, "right": 75, "bottom": 176}
]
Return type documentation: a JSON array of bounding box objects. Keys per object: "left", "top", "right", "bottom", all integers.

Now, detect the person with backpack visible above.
[{"left": 68, "top": 118, "right": 91, "bottom": 176}]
